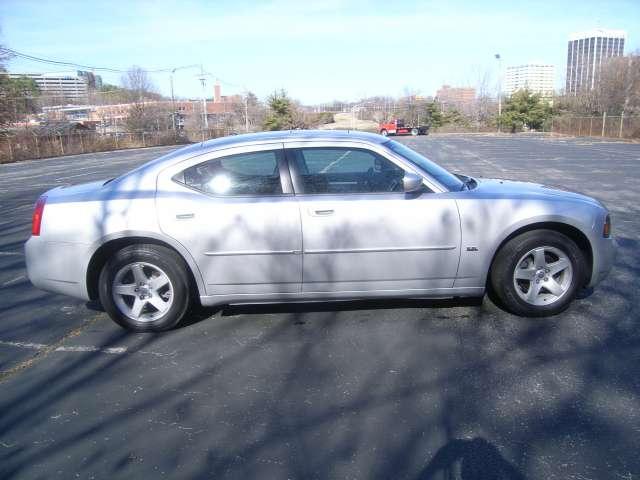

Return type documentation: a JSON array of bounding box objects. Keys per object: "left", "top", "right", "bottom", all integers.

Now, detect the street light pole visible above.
[
  {"left": 170, "top": 68, "right": 176, "bottom": 131},
  {"left": 495, "top": 53, "right": 502, "bottom": 133},
  {"left": 168, "top": 65, "right": 199, "bottom": 132},
  {"left": 198, "top": 65, "right": 209, "bottom": 132}
]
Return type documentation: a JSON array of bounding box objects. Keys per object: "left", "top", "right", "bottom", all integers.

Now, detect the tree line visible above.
[{"left": 2, "top": 39, "right": 638, "bottom": 137}]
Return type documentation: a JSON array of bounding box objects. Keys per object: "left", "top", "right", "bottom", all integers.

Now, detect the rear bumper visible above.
[
  {"left": 588, "top": 236, "right": 617, "bottom": 287},
  {"left": 25, "top": 236, "right": 91, "bottom": 301}
]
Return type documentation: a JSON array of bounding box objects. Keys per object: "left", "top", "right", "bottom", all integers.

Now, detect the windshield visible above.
[{"left": 384, "top": 140, "right": 465, "bottom": 192}]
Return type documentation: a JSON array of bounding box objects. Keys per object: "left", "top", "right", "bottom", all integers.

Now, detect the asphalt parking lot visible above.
[{"left": 0, "top": 134, "right": 638, "bottom": 479}]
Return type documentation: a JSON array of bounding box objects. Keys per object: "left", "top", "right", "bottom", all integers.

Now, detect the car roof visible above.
[{"left": 202, "top": 129, "right": 388, "bottom": 148}]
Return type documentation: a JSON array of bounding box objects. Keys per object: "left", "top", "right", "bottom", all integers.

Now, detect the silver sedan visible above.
[{"left": 25, "top": 131, "right": 616, "bottom": 331}]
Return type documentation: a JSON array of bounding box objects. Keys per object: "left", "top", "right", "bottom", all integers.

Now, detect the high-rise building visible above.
[
  {"left": 504, "top": 64, "right": 555, "bottom": 98},
  {"left": 566, "top": 28, "right": 626, "bottom": 94}
]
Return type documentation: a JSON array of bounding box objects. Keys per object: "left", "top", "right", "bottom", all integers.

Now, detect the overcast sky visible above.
[{"left": 1, "top": 0, "right": 639, "bottom": 104}]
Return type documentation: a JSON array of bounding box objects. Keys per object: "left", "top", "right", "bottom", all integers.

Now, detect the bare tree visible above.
[
  {"left": 474, "top": 69, "right": 497, "bottom": 127},
  {"left": 120, "top": 66, "right": 158, "bottom": 103},
  {"left": 121, "top": 66, "right": 165, "bottom": 132},
  {"left": 597, "top": 53, "right": 640, "bottom": 115},
  {"left": 555, "top": 52, "right": 640, "bottom": 116},
  {"left": 231, "top": 91, "right": 265, "bottom": 132},
  {"left": 400, "top": 88, "right": 421, "bottom": 125}
]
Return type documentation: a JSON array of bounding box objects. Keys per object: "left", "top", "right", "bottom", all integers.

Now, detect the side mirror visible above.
[{"left": 403, "top": 172, "right": 424, "bottom": 193}]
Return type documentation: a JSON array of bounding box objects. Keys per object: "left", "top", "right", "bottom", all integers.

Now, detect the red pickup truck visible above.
[{"left": 379, "top": 119, "right": 429, "bottom": 136}]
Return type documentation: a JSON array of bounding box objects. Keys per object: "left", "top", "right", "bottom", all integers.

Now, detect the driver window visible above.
[{"left": 291, "top": 147, "right": 405, "bottom": 194}]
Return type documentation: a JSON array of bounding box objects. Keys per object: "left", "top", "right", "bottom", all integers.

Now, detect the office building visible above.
[
  {"left": 8, "top": 71, "right": 102, "bottom": 102},
  {"left": 504, "top": 64, "right": 555, "bottom": 97},
  {"left": 566, "top": 28, "right": 626, "bottom": 94}
]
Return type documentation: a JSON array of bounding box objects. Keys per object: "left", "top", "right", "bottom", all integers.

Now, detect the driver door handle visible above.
[{"left": 309, "top": 208, "right": 334, "bottom": 217}]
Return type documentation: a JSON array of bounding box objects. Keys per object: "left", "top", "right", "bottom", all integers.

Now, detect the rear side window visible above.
[
  {"left": 176, "top": 150, "right": 284, "bottom": 195},
  {"left": 290, "top": 147, "right": 406, "bottom": 194}
]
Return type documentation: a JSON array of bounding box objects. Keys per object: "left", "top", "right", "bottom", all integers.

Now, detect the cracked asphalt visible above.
[{"left": 0, "top": 134, "right": 638, "bottom": 479}]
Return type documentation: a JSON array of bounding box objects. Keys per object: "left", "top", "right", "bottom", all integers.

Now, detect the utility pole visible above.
[
  {"left": 495, "top": 53, "right": 502, "bottom": 133},
  {"left": 170, "top": 68, "right": 176, "bottom": 131},
  {"left": 198, "top": 65, "right": 209, "bottom": 131}
]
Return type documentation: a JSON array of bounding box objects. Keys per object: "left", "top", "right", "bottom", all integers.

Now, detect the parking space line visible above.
[
  {"left": 1, "top": 275, "right": 27, "bottom": 287},
  {"left": 0, "top": 339, "right": 127, "bottom": 355}
]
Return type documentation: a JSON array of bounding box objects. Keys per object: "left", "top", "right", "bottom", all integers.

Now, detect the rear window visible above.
[{"left": 176, "top": 150, "right": 284, "bottom": 196}]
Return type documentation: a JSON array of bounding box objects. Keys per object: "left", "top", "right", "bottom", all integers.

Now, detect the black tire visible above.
[
  {"left": 98, "top": 244, "right": 191, "bottom": 332},
  {"left": 411, "top": 128, "right": 419, "bottom": 136},
  {"left": 380, "top": 129, "right": 388, "bottom": 136},
  {"left": 490, "top": 230, "right": 586, "bottom": 317}
]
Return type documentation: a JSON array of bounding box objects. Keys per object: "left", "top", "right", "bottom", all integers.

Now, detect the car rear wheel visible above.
[
  {"left": 98, "top": 244, "right": 191, "bottom": 332},
  {"left": 490, "top": 230, "right": 586, "bottom": 317},
  {"left": 411, "top": 128, "right": 419, "bottom": 136}
]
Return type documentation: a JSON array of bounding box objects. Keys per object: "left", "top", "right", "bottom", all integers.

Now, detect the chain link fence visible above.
[
  {"left": 551, "top": 115, "right": 640, "bottom": 140},
  {"left": 0, "top": 128, "right": 235, "bottom": 164}
]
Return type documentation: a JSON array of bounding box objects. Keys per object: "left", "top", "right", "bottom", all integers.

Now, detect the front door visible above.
[
  {"left": 286, "top": 143, "right": 461, "bottom": 293},
  {"left": 156, "top": 144, "right": 302, "bottom": 297}
]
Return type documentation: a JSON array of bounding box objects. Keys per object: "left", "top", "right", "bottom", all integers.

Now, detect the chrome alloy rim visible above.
[
  {"left": 112, "top": 262, "right": 173, "bottom": 322},
  {"left": 513, "top": 246, "right": 573, "bottom": 306}
]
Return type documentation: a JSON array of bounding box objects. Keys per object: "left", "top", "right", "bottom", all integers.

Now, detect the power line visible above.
[
  {"left": 1, "top": 48, "right": 254, "bottom": 102},
  {"left": 0, "top": 47, "right": 192, "bottom": 74}
]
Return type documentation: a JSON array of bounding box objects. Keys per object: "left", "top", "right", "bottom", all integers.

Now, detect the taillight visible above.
[
  {"left": 603, "top": 214, "right": 611, "bottom": 238},
  {"left": 32, "top": 196, "right": 46, "bottom": 236}
]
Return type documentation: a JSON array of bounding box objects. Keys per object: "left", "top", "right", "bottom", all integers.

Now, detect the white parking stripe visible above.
[
  {"left": 1, "top": 275, "right": 27, "bottom": 287},
  {"left": 0, "top": 340, "right": 127, "bottom": 355}
]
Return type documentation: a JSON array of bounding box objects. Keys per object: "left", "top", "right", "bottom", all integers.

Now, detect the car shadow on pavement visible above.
[{"left": 217, "top": 296, "right": 485, "bottom": 317}]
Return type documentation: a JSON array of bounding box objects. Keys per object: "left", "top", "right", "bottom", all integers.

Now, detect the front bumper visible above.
[
  {"left": 25, "top": 236, "right": 91, "bottom": 301},
  {"left": 588, "top": 236, "right": 617, "bottom": 287}
]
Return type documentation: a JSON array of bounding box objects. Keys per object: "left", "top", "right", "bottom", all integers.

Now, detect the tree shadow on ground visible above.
[{"left": 416, "top": 438, "right": 525, "bottom": 480}]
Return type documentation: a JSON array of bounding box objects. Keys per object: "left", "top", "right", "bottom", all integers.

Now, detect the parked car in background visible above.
[
  {"left": 379, "top": 118, "right": 429, "bottom": 136},
  {"left": 25, "top": 130, "right": 615, "bottom": 331}
]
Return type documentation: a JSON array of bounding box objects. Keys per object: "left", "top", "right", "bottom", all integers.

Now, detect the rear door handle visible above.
[
  {"left": 310, "top": 209, "right": 334, "bottom": 216},
  {"left": 176, "top": 213, "right": 195, "bottom": 220}
]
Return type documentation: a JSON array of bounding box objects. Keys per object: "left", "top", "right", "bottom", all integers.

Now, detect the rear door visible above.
[
  {"left": 156, "top": 143, "right": 302, "bottom": 297},
  {"left": 285, "top": 141, "right": 461, "bottom": 293}
]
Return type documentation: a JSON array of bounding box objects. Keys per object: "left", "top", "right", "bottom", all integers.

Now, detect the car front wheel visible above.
[
  {"left": 98, "top": 244, "right": 191, "bottom": 331},
  {"left": 490, "top": 230, "right": 586, "bottom": 317}
]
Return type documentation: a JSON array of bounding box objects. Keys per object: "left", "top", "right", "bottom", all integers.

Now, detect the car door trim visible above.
[
  {"left": 304, "top": 245, "right": 457, "bottom": 254},
  {"left": 204, "top": 249, "right": 302, "bottom": 256}
]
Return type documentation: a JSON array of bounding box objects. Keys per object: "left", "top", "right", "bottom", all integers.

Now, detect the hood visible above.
[{"left": 472, "top": 178, "right": 603, "bottom": 207}]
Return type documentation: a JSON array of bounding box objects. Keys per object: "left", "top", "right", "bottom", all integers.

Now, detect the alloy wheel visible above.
[
  {"left": 512, "top": 246, "right": 573, "bottom": 306},
  {"left": 112, "top": 262, "right": 174, "bottom": 322}
]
